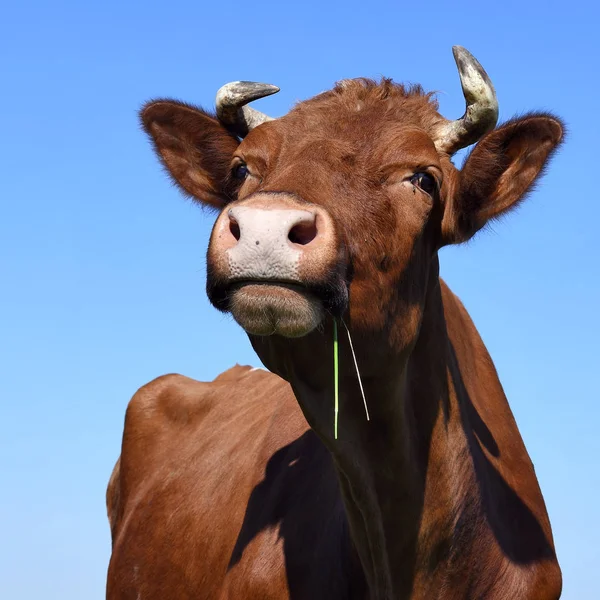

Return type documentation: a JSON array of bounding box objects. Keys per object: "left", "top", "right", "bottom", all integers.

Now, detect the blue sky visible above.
[{"left": 1, "top": 1, "right": 598, "bottom": 597}]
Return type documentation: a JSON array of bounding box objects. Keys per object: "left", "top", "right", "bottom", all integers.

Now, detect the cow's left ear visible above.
[{"left": 441, "top": 114, "right": 564, "bottom": 244}]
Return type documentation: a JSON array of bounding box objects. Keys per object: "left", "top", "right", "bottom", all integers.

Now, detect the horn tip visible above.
[
  {"left": 451, "top": 45, "right": 468, "bottom": 55},
  {"left": 236, "top": 82, "right": 280, "bottom": 94},
  {"left": 451, "top": 45, "right": 475, "bottom": 61},
  {"left": 451, "top": 46, "right": 481, "bottom": 72},
  {"left": 451, "top": 45, "right": 495, "bottom": 96},
  {"left": 216, "top": 81, "right": 280, "bottom": 104}
]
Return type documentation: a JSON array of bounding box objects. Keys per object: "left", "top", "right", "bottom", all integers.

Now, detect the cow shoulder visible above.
[
  {"left": 110, "top": 367, "right": 263, "bottom": 517},
  {"left": 123, "top": 365, "right": 258, "bottom": 429},
  {"left": 106, "top": 373, "right": 209, "bottom": 536},
  {"left": 125, "top": 372, "right": 211, "bottom": 427},
  {"left": 106, "top": 457, "right": 121, "bottom": 536}
]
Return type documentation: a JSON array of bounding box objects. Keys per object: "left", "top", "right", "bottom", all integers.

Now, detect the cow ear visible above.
[
  {"left": 140, "top": 100, "right": 240, "bottom": 208},
  {"left": 441, "top": 113, "right": 564, "bottom": 244}
]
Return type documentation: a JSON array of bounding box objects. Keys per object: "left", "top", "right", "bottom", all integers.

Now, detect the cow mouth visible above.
[
  {"left": 207, "top": 275, "right": 348, "bottom": 338},
  {"left": 227, "top": 280, "right": 325, "bottom": 337}
]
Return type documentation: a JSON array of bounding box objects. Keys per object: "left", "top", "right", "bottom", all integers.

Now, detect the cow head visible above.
[{"left": 141, "top": 47, "right": 563, "bottom": 384}]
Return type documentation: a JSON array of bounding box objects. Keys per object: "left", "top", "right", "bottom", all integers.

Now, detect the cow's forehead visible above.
[
  {"left": 241, "top": 79, "right": 444, "bottom": 160},
  {"left": 295, "top": 80, "right": 439, "bottom": 129}
]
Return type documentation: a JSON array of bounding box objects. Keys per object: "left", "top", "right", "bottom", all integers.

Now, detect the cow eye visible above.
[
  {"left": 410, "top": 172, "right": 436, "bottom": 195},
  {"left": 233, "top": 163, "right": 248, "bottom": 179}
]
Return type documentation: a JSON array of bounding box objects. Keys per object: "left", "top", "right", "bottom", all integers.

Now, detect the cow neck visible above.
[{"left": 275, "top": 276, "right": 458, "bottom": 599}]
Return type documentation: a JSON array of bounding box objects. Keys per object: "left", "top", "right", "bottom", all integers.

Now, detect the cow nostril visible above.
[
  {"left": 229, "top": 219, "right": 241, "bottom": 242},
  {"left": 288, "top": 219, "right": 318, "bottom": 246}
]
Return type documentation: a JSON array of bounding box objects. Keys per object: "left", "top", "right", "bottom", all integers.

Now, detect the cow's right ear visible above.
[{"left": 140, "top": 100, "right": 240, "bottom": 208}]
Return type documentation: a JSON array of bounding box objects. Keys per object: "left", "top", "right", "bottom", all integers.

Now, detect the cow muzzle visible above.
[{"left": 207, "top": 195, "right": 346, "bottom": 337}]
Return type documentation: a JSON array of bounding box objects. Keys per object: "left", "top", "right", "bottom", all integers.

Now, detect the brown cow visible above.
[{"left": 107, "top": 47, "right": 564, "bottom": 599}]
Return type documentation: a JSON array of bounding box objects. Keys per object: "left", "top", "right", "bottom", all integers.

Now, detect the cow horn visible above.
[
  {"left": 434, "top": 46, "right": 499, "bottom": 154},
  {"left": 216, "top": 81, "right": 279, "bottom": 138}
]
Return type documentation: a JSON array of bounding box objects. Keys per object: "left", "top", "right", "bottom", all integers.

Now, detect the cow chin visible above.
[{"left": 229, "top": 283, "right": 324, "bottom": 338}]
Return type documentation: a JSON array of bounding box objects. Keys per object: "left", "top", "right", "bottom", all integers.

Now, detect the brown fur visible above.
[{"left": 108, "top": 79, "right": 564, "bottom": 599}]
